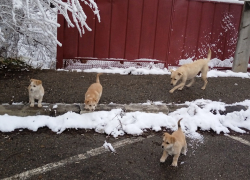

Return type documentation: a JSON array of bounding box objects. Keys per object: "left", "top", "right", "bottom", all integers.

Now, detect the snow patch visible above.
[
  {"left": 1, "top": 99, "right": 250, "bottom": 141},
  {"left": 103, "top": 141, "right": 116, "bottom": 153}
]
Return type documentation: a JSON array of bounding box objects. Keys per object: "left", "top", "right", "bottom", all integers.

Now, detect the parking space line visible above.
[
  {"left": 225, "top": 134, "right": 250, "bottom": 147},
  {"left": 2, "top": 135, "right": 155, "bottom": 180}
]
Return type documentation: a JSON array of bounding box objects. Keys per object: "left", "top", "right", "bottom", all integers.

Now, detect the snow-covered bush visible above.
[{"left": 0, "top": 0, "right": 100, "bottom": 69}]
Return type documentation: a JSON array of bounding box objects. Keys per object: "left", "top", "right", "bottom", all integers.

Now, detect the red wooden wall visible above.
[{"left": 56, "top": 0, "right": 243, "bottom": 69}]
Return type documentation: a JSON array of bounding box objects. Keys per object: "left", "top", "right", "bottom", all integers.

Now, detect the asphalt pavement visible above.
[
  {"left": 1, "top": 129, "right": 250, "bottom": 180},
  {"left": 1, "top": 70, "right": 250, "bottom": 179}
]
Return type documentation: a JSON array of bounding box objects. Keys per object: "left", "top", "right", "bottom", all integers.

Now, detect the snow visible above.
[
  {"left": 179, "top": 57, "right": 235, "bottom": 68},
  {"left": 205, "top": 0, "right": 243, "bottom": 4},
  {"left": 53, "top": 104, "right": 58, "bottom": 109},
  {"left": 84, "top": 66, "right": 170, "bottom": 75},
  {"left": 103, "top": 141, "right": 116, "bottom": 153},
  {"left": 12, "top": 0, "right": 23, "bottom": 9},
  {"left": 0, "top": 27, "right": 5, "bottom": 42},
  {"left": 61, "top": 59, "right": 250, "bottom": 78},
  {"left": 1, "top": 99, "right": 250, "bottom": 141}
]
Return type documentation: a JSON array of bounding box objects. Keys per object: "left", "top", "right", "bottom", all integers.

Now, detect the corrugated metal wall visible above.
[{"left": 56, "top": 0, "right": 243, "bottom": 69}]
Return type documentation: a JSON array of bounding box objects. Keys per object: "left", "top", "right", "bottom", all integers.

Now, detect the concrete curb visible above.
[
  {"left": 0, "top": 103, "right": 179, "bottom": 117},
  {"left": 0, "top": 103, "right": 247, "bottom": 117}
]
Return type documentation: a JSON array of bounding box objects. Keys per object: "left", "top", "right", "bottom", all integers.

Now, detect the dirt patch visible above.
[{"left": 1, "top": 69, "right": 250, "bottom": 104}]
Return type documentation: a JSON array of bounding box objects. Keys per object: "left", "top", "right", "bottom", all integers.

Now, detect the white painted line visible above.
[
  {"left": 225, "top": 134, "right": 250, "bottom": 147},
  {"left": 2, "top": 135, "right": 155, "bottom": 180}
]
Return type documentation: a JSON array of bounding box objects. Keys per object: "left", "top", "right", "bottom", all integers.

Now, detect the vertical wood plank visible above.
[
  {"left": 56, "top": 14, "right": 65, "bottom": 68},
  {"left": 63, "top": 13, "right": 79, "bottom": 59},
  {"left": 109, "top": 0, "right": 129, "bottom": 58},
  {"left": 223, "top": 4, "right": 243, "bottom": 59},
  {"left": 125, "top": 0, "right": 144, "bottom": 60},
  {"left": 210, "top": 3, "right": 230, "bottom": 60},
  {"left": 182, "top": 1, "right": 203, "bottom": 59},
  {"left": 78, "top": 1, "right": 96, "bottom": 58},
  {"left": 154, "top": 0, "right": 173, "bottom": 62},
  {"left": 168, "top": 0, "right": 189, "bottom": 65},
  {"left": 196, "top": 2, "right": 215, "bottom": 59},
  {"left": 139, "top": 0, "right": 159, "bottom": 59},
  {"left": 94, "top": 0, "right": 112, "bottom": 58}
]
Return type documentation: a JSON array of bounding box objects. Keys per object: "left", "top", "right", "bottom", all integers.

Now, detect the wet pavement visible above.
[
  {"left": 1, "top": 129, "right": 250, "bottom": 180},
  {"left": 1, "top": 70, "right": 250, "bottom": 105},
  {"left": 1, "top": 70, "right": 250, "bottom": 179}
]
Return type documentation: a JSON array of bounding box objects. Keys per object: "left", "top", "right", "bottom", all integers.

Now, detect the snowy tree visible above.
[{"left": 0, "top": 0, "right": 100, "bottom": 68}]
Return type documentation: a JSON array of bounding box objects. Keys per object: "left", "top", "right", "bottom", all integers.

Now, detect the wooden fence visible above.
[{"left": 56, "top": 0, "right": 243, "bottom": 69}]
